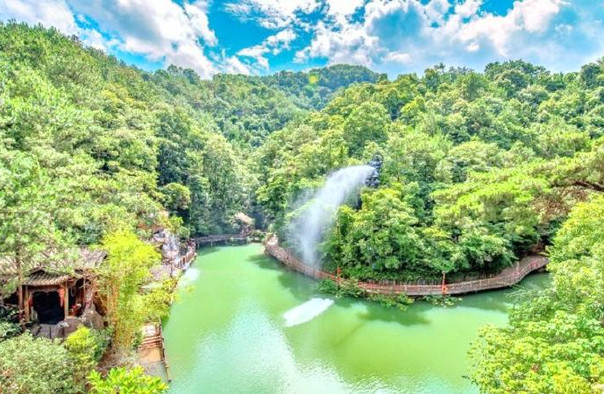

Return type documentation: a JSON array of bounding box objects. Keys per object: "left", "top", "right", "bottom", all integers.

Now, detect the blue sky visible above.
[{"left": 1, "top": 0, "right": 603, "bottom": 78}]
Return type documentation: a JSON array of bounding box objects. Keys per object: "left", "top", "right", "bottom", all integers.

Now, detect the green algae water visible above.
[{"left": 163, "top": 244, "right": 548, "bottom": 393}]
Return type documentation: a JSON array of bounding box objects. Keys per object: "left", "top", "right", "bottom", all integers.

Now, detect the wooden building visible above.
[{"left": 0, "top": 249, "right": 106, "bottom": 336}]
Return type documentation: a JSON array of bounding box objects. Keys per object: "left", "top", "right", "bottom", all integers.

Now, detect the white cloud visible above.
[
  {"left": 455, "top": 0, "right": 482, "bottom": 19},
  {"left": 295, "top": 20, "right": 380, "bottom": 65},
  {"left": 238, "top": 28, "right": 297, "bottom": 70},
  {"left": 65, "top": 0, "right": 219, "bottom": 77},
  {"left": 441, "top": 0, "right": 565, "bottom": 57},
  {"left": 296, "top": 0, "right": 422, "bottom": 67},
  {"left": 80, "top": 28, "right": 109, "bottom": 50},
  {"left": 466, "top": 42, "right": 480, "bottom": 52},
  {"left": 386, "top": 51, "right": 412, "bottom": 64},
  {"left": 2, "top": 0, "right": 604, "bottom": 78},
  {"left": 424, "top": 0, "right": 451, "bottom": 24},
  {"left": 184, "top": 0, "right": 218, "bottom": 46},
  {"left": 295, "top": 0, "right": 602, "bottom": 75},
  {"left": 265, "top": 29, "right": 297, "bottom": 52},
  {"left": 325, "top": 0, "right": 365, "bottom": 23},
  {"left": 0, "top": 0, "right": 79, "bottom": 35},
  {"left": 224, "top": 0, "right": 320, "bottom": 28},
  {"left": 223, "top": 56, "right": 252, "bottom": 74}
]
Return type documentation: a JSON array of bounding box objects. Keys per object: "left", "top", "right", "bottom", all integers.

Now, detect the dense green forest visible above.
[
  {"left": 1, "top": 22, "right": 603, "bottom": 392},
  {"left": 261, "top": 59, "right": 604, "bottom": 283},
  {"left": 0, "top": 22, "right": 379, "bottom": 242}
]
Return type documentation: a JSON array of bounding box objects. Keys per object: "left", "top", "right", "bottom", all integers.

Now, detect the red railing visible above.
[
  {"left": 264, "top": 235, "right": 548, "bottom": 296},
  {"left": 167, "top": 243, "right": 197, "bottom": 271}
]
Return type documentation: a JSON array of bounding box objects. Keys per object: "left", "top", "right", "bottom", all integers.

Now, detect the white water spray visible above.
[
  {"left": 178, "top": 267, "right": 200, "bottom": 287},
  {"left": 283, "top": 298, "right": 335, "bottom": 327},
  {"left": 289, "top": 165, "right": 375, "bottom": 267}
]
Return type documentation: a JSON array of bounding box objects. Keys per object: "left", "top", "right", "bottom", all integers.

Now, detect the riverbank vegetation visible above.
[
  {"left": 258, "top": 62, "right": 604, "bottom": 284},
  {"left": 1, "top": 22, "right": 603, "bottom": 392},
  {"left": 0, "top": 22, "right": 380, "bottom": 391},
  {"left": 318, "top": 278, "right": 414, "bottom": 310},
  {"left": 469, "top": 196, "right": 604, "bottom": 392}
]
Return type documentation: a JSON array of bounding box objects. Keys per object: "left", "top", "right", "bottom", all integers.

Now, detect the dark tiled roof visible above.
[
  {"left": 0, "top": 248, "right": 106, "bottom": 279},
  {"left": 23, "top": 271, "right": 71, "bottom": 286}
]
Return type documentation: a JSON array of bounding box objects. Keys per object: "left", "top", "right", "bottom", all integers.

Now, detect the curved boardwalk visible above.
[
  {"left": 192, "top": 234, "right": 248, "bottom": 247},
  {"left": 264, "top": 235, "right": 548, "bottom": 296}
]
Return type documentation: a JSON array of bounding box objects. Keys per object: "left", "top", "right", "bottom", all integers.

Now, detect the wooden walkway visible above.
[
  {"left": 152, "top": 244, "right": 197, "bottom": 280},
  {"left": 138, "top": 323, "right": 170, "bottom": 382},
  {"left": 171, "top": 244, "right": 197, "bottom": 270},
  {"left": 191, "top": 234, "right": 249, "bottom": 247},
  {"left": 264, "top": 235, "right": 548, "bottom": 296}
]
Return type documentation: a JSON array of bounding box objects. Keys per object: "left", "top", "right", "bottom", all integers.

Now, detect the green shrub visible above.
[
  {"left": 0, "top": 333, "right": 76, "bottom": 393},
  {"left": 369, "top": 293, "right": 415, "bottom": 310},
  {"left": 422, "top": 294, "right": 460, "bottom": 307},
  {"left": 64, "top": 326, "right": 110, "bottom": 389},
  {"left": 88, "top": 366, "right": 168, "bottom": 393},
  {"left": 318, "top": 278, "right": 364, "bottom": 298},
  {"left": 0, "top": 321, "right": 21, "bottom": 342},
  {"left": 0, "top": 305, "right": 20, "bottom": 341}
]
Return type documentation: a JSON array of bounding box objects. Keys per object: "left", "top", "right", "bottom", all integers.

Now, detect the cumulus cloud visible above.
[
  {"left": 224, "top": 0, "right": 320, "bottom": 29},
  {"left": 238, "top": 28, "right": 297, "bottom": 70},
  {"left": 325, "top": 0, "right": 365, "bottom": 24},
  {"left": 386, "top": 51, "right": 412, "bottom": 64},
  {"left": 184, "top": 1, "right": 218, "bottom": 47},
  {"left": 0, "top": 0, "right": 79, "bottom": 35},
  {"left": 66, "top": 0, "right": 220, "bottom": 77},
  {"left": 295, "top": 20, "right": 380, "bottom": 65},
  {"left": 454, "top": 0, "right": 482, "bottom": 19},
  {"left": 294, "top": 0, "right": 604, "bottom": 75},
  {"left": 0, "top": 0, "right": 225, "bottom": 77},
  {"left": 2, "top": 0, "right": 604, "bottom": 77}
]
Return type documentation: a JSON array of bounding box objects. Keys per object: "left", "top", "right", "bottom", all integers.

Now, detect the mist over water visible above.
[
  {"left": 283, "top": 298, "right": 335, "bottom": 327},
  {"left": 288, "top": 165, "right": 375, "bottom": 267},
  {"left": 178, "top": 267, "right": 200, "bottom": 287}
]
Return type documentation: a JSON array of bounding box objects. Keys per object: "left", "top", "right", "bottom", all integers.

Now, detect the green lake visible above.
[{"left": 163, "top": 244, "right": 548, "bottom": 393}]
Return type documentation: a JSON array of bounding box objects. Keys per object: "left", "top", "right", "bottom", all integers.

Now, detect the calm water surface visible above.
[{"left": 163, "top": 244, "right": 548, "bottom": 393}]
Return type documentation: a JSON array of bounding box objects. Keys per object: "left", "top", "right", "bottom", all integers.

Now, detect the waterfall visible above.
[{"left": 288, "top": 165, "right": 375, "bottom": 267}]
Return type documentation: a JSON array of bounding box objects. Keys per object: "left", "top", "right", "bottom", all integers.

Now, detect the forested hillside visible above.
[
  {"left": 257, "top": 61, "right": 604, "bottom": 282},
  {"left": 1, "top": 22, "right": 603, "bottom": 392},
  {"left": 251, "top": 55, "right": 604, "bottom": 392},
  {"left": 0, "top": 22, "right": 377, "bottom": 244}
]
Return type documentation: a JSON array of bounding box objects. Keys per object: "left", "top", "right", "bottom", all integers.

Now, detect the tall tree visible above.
[
  {"left": 0, "top": 151, "right": 72, "bottom": 324},
  {"left": 97, "top": 231, "right": 160, "bottom": 353}
]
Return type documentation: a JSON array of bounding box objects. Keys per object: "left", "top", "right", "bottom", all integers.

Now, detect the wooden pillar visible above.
[
  {"left": 63, "top": 282, "right": 69, "bottom": 318},
  {"left": 24, "top": 286, "right": 30, "bottom": 322},
  {"left": 18, "top": 283, "right": 23, "bottom": 326}
]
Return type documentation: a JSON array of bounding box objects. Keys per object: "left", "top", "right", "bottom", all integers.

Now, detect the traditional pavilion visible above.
[{"left": 0, "top": 249, "right": 106, "bottom": 332}]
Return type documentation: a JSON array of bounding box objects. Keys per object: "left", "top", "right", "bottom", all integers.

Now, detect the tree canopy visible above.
[{"left": 2, "top": 22, "right": 604, "bottom": 393}]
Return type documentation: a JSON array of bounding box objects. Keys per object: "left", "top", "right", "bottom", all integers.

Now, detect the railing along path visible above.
[
  {"left": 191, "top": 233, "right": 249, "bottom": 247},
  {"left": 264, "top": 235, "right": 548, "bottom": 296},
  {"left": 171, "top": 243, "right": 197, "bottom": 270}
]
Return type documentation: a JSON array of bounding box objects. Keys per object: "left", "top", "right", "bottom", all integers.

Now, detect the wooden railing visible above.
[
  {"left": 171, "top": 243, "right": 197, "bottom": 270},
  {"left": 191, "top": 233, "right": 249, "bottom": 247},
  {"left": 139, "top": 323, "right": 171, "bottom": 382},
  {"left": 264, "top": 235, "right": 548, "bottom": 296}
]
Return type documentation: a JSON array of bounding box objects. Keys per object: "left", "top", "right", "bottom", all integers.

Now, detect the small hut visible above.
[
  {"left": 0, "top": 249, "right": 106, "bottom": 337},
  {"left": 234, "top": 212, "right": 254, "bottom": 236}
]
